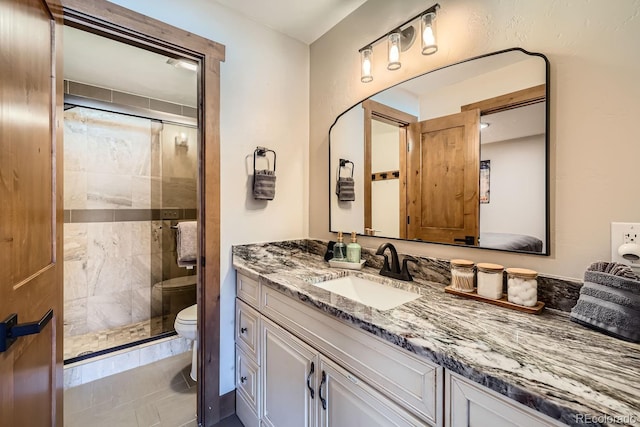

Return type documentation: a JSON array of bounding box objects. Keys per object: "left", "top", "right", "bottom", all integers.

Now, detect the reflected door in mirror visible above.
[{"left": 407, "top": 109, "right": 480, "bottom": 244}]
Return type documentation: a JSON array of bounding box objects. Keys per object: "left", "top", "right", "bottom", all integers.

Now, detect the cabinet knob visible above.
[
  {"left": 240, "top": 376, "right": 247, "bottom": 384},
  {"left": 240, "top": 327, "right": 247, "bottom": 334}
]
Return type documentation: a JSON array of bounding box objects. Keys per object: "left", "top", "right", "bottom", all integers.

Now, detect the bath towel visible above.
[
  {"left": 176, "top": 221, "right": 197, "bottom": 268},
  {"left": 253, "top": 169, "right": 276, "bottom": 200},
  {"left": 570, "top": 261, "right": 640, "bottom": 342},
  {"left": 335, "top": 177, "right": 355, "bottom": 201}
]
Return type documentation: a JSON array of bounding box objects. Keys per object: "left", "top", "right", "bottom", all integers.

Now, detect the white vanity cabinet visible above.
[
  {"left": 446, "top": 371, "right": 565, "bottom": 427},
  {"left": 235, "top": 272, "right": 566, "bottom": 427},
  {"left": 261, "top": 317, "right": 424, "bottom": 427}
]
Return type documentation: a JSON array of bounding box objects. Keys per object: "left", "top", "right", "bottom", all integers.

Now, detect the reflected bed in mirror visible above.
[{"left": 329, "top": 48, "right": 549, "bottom": 255}]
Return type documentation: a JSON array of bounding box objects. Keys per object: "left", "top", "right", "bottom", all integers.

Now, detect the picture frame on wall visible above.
[{"left": 480, "top": 160, "right": 490, "bottom": 204}]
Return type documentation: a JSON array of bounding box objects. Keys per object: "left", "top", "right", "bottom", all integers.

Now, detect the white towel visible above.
[{"left": 176, "top": 221, "right": 197, "bottom": 268}]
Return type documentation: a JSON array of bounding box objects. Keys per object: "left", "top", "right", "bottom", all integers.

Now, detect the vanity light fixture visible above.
[
  {"left": 387, "top": 31, "right": 402, "bottom": 70},
  {"left": 421, "top": 12, "right": 438, "bottom": 55},
  {"left": 358, "top": 3, "right": 439, "bottom": 83},
  {"left": 360, "top": 47, "right": 373, "bottom": 83}
]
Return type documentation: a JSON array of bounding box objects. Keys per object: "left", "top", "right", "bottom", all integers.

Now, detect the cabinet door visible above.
[
  {"left": 318, "top": 357, "right": 426, "bottom": 427},
  {"left": 446, "top": 371, "right": 565, "bottom": 427},
  {"left": 262, "top": 318, "right": 318, "bottom": 427}
]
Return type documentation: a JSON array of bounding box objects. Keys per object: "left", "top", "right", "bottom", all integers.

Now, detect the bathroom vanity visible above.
[{"left": 232, "top": 241, "right": 639, "bottom": 427}]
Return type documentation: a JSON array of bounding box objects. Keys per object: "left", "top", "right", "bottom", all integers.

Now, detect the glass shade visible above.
[
  {"left": 360, "top": 47, "right": 373, "bottom": 83},
  {"left": 387, "top": 32, "right": 401, "bottom": 70},
  {"left": 421, "top": 12, "right": 438, "bottom": 55}
]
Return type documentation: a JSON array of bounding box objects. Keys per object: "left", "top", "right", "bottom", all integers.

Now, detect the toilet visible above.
[{"left": 174, "top": 304, "right": 198, "bottom": 381}]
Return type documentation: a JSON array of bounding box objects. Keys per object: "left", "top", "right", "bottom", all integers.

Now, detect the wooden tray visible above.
[{"left": 444, "top": 286, "right": 545, "bottom": 314}]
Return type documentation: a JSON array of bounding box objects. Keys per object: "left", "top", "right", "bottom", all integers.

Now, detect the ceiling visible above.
[
  {"left": 64, "top": 1, "right": 367, "bottom": 106},
  {"left": 213, "top": 0, "right": 367, "bottom": 44},
  {"left": 64, "top": 26, "right": 198, "bottom": 107}
]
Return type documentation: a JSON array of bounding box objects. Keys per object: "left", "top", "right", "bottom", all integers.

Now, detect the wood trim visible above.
[
  {"left": 57, "top": 2, "right": 225, "bottom": 425},
  {"left": 399, "top": 128, "right": 408, "bottom": 239},
  {"left": 219, "top": 390, "right": 237, "bottom": 420},
  {"left": 363, "top": 99, "right": 418, "bottom": 125},
  {"left": 362, "top": 100, "right": 417, "bottom": 237},
  {"left": 60, "top": 0, "right": 225, "bottom": 61},
  {"left": 460, "top": 84, "right": 545, "bottom": 115},
  {"left": 363, "top": 105, "right": 372, "bottom": 230}
]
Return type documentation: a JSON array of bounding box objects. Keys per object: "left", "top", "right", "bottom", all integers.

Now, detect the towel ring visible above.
[
  {"left": 337, "top": 158, "right": 354, "bottom": 181},
  {"left": 253, "top": 146, "right": 276, "bottom": 175}
]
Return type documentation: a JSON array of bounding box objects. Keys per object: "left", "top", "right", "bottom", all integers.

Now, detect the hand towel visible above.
[
  {"left": 253, "top": 169, "right": 276, "bottom": 200},
  {"left": 335, "top": 177, "right": 355, "bottom": 201},
  {"left": 176, "top": 221, "right": 197, "bottom": 268},
  {"left": 570, "top": 261, "right": 640, "bottom": 342}
]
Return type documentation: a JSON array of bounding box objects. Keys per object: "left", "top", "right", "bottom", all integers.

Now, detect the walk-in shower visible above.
[{"left": 62, "top": 26, "right": 198, "bottom": 362}]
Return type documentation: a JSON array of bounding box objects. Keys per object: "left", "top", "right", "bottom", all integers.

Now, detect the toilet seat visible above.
[{"left": 175, "top": 304, "right": 197, "bottom": 326}]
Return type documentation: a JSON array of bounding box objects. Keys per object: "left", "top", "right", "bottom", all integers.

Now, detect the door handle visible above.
[
  {"left": 0, "top": 309, "right": 53, "bottom": 353},
  {"left": 318, "top": 370, "right": 327, "bottom": 410},
  {"left": 306, "top": 361, "right": 315, "bottom": 399}
]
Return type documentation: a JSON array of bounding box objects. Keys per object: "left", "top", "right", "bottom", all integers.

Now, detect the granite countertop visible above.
[{"left": 232, "top": 240, "right": 640, "bottom": 427}]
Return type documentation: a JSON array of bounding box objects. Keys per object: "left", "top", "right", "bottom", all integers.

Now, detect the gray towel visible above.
[
  {"left": 253, "top": 170, "right": 276, "bottom": 200},
  {"left": 570, "top": 263, "right": 640, "bottom": 342},
  {"left": 176, "top": 221, "right": 197, "bottom": 268},
  {"left": 336, "top": 177, "right": 355, "bottom": 201}
]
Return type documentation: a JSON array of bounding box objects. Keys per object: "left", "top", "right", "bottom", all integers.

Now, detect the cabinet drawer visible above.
[
  {"left": 236, "top": 299, "right": 261, "bottom": 361},
  {"left": 261, "top": 286, "right": 443, "bottom": 426},
  {"left": 446, "top": 371, "right": 566, "bottom": 427},
  {"left": 237, "top": 273, "right": 260, "bottom": 309},
  {"left": 237, "top": 346, "right": 261, "bottom": 416}
]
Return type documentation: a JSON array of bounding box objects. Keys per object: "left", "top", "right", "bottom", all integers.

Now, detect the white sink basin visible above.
[{"left": 311, "top": 276, "right": 420, "bottom": 311}]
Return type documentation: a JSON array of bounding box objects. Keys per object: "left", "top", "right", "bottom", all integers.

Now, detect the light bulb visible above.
[
  {"left": 387, "top": 32, "right": 401, "bottom": 70},
  {"left": 421, "top": 12, "right": 438, "bottom": 55},
  {"left": 360, "top": 47, "right": 373, "bottom": 83}
]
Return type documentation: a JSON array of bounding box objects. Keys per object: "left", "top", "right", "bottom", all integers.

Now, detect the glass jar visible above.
[
  {"left": 506, "top": 268, "right": 538, "bottom": 307},
  {"left": 477, "top": 263, "right": 504, "bottom": 299},
  {"left": 450, "top": 259, "right": 475, "bottom": 292}
]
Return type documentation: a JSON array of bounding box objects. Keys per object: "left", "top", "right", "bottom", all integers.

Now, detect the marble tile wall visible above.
[{"left": 63, "top": 107, "right": 197, "bottom": 342}]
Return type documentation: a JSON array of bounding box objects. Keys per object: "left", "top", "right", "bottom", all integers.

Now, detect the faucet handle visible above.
[{"left": 400, "top": 256, "right": 419, "bottom": 281}]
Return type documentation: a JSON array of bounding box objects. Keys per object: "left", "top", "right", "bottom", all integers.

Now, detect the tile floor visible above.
[
  {"left": 64, "top": 351, "right": 243, "bottom": 427},
  {"left": 64, "top": 317, "right": 165, "bottom": 360}
]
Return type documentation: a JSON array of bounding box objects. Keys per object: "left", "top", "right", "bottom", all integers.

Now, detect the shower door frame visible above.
[{"left": 60, "top": 1, "right": 226, "bottom": 425}]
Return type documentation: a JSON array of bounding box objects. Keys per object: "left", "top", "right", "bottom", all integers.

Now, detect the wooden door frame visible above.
[
  {"left": 55, "top": 1, "right": 226, "bottom": 424},
  {"left": 362, "top": 100, "right": 417, "bottom": 239},
  {"left": 460, "top": 84, "right": 545, "bottom": 115}
]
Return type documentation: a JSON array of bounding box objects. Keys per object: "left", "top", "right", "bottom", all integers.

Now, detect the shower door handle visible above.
[{"left": 0, "top": 309, "right": 53, "bottom": 353}]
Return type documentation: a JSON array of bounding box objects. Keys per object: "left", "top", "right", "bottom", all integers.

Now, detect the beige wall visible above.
[
  {"left": 108, "top": 0, "right": 309, "bottom": 394},
  {"left": 310, "top": 0, "right": 640, "bottom": 280}
]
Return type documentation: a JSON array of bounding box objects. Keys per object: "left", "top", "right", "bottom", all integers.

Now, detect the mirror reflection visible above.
[{"left": 330, "top": 48, "right": 549, "bottom": 254}]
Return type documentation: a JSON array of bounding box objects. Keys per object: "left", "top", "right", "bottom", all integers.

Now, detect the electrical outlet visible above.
[
  {"left": 623, "top": 231, "right": 637, "bottom": 244},
  {"left": 611, "top": 222, "right": 640, "bottom": 266}
]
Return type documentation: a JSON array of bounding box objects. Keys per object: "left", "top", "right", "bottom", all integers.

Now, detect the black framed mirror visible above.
[{"left": 329, "top": 48, "right": 550, "bottom": 255}]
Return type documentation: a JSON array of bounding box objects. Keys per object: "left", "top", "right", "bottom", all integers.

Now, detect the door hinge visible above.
[{"left": 407, "top": 216, "right": 410, "bottom": 225}]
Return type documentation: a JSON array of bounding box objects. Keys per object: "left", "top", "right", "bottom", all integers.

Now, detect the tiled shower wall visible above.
[{"left": 63, "top": 107, "right": 196, "bottom": 339}]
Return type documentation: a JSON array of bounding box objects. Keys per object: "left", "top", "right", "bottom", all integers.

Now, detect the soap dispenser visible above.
[
  {"left": 333, "top": 231, "right": 346, "bottom": 260},
  {"left": 346, "top": 231, "right": 361, "bottom": 263}
]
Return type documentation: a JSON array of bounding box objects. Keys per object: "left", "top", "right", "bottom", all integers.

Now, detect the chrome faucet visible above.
[{"left": 375, "top": 243, "right": 418, "bottom": 281}]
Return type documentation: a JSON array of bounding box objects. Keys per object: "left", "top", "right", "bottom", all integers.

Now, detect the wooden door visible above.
[
  {"left": 407, "top": 109, "right": 480, "bottom": 245},
  {"left": 262, "top": 318, "right": 317, "bottom": 427},
  {"left": 0, "top": 0, "right": 63, "bottom": 426}
]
